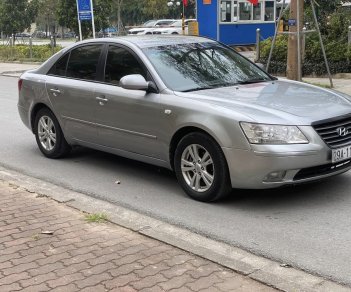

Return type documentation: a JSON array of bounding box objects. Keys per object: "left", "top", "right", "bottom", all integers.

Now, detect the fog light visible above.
[{"left": 263, "top": 171, "right": 287, "bottom": 182}]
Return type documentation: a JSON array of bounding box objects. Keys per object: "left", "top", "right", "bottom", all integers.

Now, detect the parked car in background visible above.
[
  {"left": 15, "top": 32, "right": 31, "bottom": 38},
  {"left": 153, "top": 19, "right": 196, "bottom": 35},
  {"left": 63, "top": 32, "right": 76, "bottom": 39},
  {"left": 128, "top": 19, "right": 175, "bottom": 35},
  {"left": 98, "top": 27, "right": 118, "bottom": 38},
  {"left": 32, "top": 31, "right": 47, "bottom": 38},
  {"left": 18, "top": 36, "right": 351, "bottom": 202}
]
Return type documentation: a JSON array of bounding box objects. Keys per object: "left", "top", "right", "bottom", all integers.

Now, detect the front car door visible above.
[
  {"left": 46, "top": 44, "right": 104, "bottom": 143},
  {"left": 93, "top": 45, "right": 164, "bottom": 160}
]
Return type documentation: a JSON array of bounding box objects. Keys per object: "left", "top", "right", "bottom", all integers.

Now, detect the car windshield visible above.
[{"left": 143, "top": 42, "right": 272, "bottom": 92}]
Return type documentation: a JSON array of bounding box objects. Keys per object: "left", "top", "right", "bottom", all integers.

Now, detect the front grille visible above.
[
  {"left": 294, "top": 160, "right": 351, "bottom": 181},
  {"left": 312, "top": 114, "right": 351, "bottom": 148},
  {"left": 153, "top": 31, "right": 161, "bottom": 34}
]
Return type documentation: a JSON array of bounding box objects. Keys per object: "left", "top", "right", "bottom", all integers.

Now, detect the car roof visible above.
[{"left": 77, "top": 35, "right": 215, "bottom": 49}]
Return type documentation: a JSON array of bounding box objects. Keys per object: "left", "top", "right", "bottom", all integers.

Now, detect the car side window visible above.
[
  {"left": 66, "top": 45, "right": 103, "bottom": 81},
  {"left": 48, "top": 53, "right": 70, "bottom": 76},
  {"left": 104, "top": 46, "right": 146, "bottom": 86}
]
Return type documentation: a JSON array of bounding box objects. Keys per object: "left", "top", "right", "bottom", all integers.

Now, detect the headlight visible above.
[{"left": 240, "top": 122, "right": 309, "bottom": 144}]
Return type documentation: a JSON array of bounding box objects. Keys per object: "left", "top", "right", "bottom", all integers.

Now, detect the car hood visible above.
[{"left": 175, "top": 79, "right": 351, "bottom": 125}]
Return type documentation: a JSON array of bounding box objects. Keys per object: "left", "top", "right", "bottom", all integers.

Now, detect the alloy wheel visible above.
[
  {"left": 37, "top": 116, "right": 56, "bottom": 151},
  {"left": 181, "top": 144, "right": 214, "bottom": 192}
]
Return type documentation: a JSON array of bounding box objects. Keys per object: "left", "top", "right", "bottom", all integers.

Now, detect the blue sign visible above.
[
  {"left": 79, "top": 12, "right": 92, "bottom": 20},
  {"left": 78, "top": 0, "right": 91, "bottom": 11},
  {"left": 288, "top": 19, "right": 297, "bottom": 27},
  {"left": 77, "top": 0, "right": 92, "bottom": 21}
]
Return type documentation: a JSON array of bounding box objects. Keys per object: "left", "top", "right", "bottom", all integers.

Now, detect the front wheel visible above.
[
  {"left": 174, "top": 132, "right": 231, "bottom": 202},
  {"left": 34, "top": 108, "right": 71, "bottom": 158}
]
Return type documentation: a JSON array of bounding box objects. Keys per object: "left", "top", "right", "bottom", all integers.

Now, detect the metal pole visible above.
[
  {"left": 182, "top": 3, "right": 185, "bottom": 35},
  {"left": 29, "top": 37, "right": 33, "bottom": 59},
  {"left": 302, "top": 26, "right": 306, "bottom": 60},
  {"left": 76, "top": 0, "right": 83, "bottom": 41},
  {"left": 216, "top": 0, "right": 220, "bottom": 41},
  {"left": 90, "top": 0, "right": 96, "bottom": 38},
  {"left": 311, "top": 0, "right": 333, "bottom": 88},
  {"left": 255, "top": 28, "right": 260, "bottom": 62},
  {"left": 50, "top": 36, "right": 54, "bottom": 55},
  {"left": 348, "top": 26, "right": 351, "bottom": 63},
  {"left": 266, "top": 0, "right": 286, "bottom": 71},
  {"left": 297, "top": 0, "right": 302, "bottom": 81}
]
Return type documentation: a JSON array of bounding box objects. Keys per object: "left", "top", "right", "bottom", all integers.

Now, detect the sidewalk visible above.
[{"left": 0, "top": 181, "right": 276, "bottom": 292}]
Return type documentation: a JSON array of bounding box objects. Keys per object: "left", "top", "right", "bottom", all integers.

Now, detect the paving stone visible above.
[
  {"left": 186, "top": 264, "right": 223, "bottom": 279},
  {"left": 109, "top": 262, "right": 144, "bottom": 277},
  {"left": 20, "top": 272, "right": 57, "bottom": 287},
  {"left": 47, "top": 272, "right": 86, "bottom": 289},
  {"left": 186, "top": 274, "right": 223, "bottom": 291},
  {"left": 49, "top": 283, "right": 79, "bottom": 292},
  {"left": 103, "top": 273, "right": 140, "bottom": 289},
  {"left": 75, "top": 272, "right": 112, "bottom": 289},
  {"left": 159, "top": 274, "right": 196, "bottom": 290},
  {"left": 0, "top": 181, "right": 278, "bottom": 292},
  {"left": 130, "top": 273, "right": 168, "bottom": 290},
  {"left": 0, "top": 283, "right": 23, "bottom": 292},
  {"left": 0, "top": 272, "right": 31, "bottom": 285},
  {"left": 20, "top": 283, "right": 51, "bottom": 292}
]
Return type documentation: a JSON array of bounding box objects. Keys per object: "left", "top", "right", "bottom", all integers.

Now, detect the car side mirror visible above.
[{"left": 120, "top": 74, "right": 158, "bottom": 94}]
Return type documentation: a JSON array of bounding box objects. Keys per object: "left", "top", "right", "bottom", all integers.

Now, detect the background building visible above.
[{"left": 196, "top": 0, "right": 282, "bottom": 45}]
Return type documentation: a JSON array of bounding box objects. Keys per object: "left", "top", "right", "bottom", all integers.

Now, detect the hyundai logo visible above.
[{"left": 336, "top": 127, "right": 349, "bottom": 137}]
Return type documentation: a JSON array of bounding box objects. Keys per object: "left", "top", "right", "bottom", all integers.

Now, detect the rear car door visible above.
[{"left": 46, "top": 44, "right": 104, "bottom": 143}]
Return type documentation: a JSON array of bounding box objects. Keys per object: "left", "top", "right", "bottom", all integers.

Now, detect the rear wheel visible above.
[
  {"left": 34, "top": 108, "right": 71, "bottom": 158},
  {"left": 174, "top": 132, "right": 231, "bottom": 202}
]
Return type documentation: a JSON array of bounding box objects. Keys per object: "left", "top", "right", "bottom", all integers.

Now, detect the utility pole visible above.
[{"left": 287, "top": 0, "right": 304, "bottom": 80}]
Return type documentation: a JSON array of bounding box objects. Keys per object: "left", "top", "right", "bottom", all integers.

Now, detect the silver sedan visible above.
[{"left": 18, "top": 36, "right": 351, "bottom": 202}]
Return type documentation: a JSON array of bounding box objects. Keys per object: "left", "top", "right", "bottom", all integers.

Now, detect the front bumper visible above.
[{"left": 223, "top": 126, "right": 351, "bottom": 189}]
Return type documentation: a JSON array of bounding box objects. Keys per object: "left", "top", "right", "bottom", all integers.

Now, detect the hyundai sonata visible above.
[{"left": 18, "top": 36, "right": 351, "bottom": 202}]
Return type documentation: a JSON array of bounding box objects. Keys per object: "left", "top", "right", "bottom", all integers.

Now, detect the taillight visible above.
[{"left": 18, "top": 79, "right": 23, "bottom": 92}]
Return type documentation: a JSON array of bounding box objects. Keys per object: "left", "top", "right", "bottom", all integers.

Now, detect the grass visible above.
[{"left": 84, "top": 213, "right": 108, "bottom": 223}]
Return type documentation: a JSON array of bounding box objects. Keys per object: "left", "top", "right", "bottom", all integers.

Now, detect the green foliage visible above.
[
  {"left": 0, "top": 0, "right": 39, "bottom": 35},
  {"left": 0, "top": 45, "right": 61, "bottom": 62},
  {"left": 260, "top": 2, "right": 351, "bottom": 76}
]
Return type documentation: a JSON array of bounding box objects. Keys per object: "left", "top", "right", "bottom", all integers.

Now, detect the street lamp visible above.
[{"left": 167, "top": 0, "right": 185, "bottom": 35}]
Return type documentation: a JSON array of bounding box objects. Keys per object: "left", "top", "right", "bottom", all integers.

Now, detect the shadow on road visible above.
[{"left": 61, "top": 146, "right": 350, "bottom": 210}]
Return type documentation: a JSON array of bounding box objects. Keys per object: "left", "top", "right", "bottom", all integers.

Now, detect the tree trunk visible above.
[{"left": 286, "top": 0, "right": 304, "bottom": 80}]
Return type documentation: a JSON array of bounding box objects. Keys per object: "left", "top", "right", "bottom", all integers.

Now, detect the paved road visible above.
[{"left": 2, "top": 76, "right": 351, "bottom": 286}]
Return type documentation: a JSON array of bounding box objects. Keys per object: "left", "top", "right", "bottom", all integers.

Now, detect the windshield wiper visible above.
[
  {"left": 182, "top": 86, "right": 215, "bottom": 92},
  {"left": 236, "top": 78, "right": 269, "bottom": 85}
]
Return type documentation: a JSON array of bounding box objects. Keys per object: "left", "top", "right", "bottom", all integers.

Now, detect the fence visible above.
[{"left": 0, "top": 34, "right": 68, "bottom": 62}]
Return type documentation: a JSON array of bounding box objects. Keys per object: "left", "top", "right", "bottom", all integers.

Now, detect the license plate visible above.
[{"left": 332, "top": 145, "right": 351, "bottom": 163}]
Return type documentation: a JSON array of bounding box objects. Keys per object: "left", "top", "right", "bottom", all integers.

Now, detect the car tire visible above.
[
  {"left": 34, "top": 108, "right": 71, "bottom": 159},
  {"left": 174, "top": 132, "right": 232, "bottom": 202}
]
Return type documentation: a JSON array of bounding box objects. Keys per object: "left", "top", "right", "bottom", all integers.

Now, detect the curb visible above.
[{"left": 0, "top": 166, "right": 350, "bottom": 292}]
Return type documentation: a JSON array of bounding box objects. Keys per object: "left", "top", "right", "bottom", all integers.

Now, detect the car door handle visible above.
[
  {"left": 49, "top": 88, "right": 61, "bottom": 94},
  {"left": 96, "top": 96, "right": 108, "bottom": 102}
]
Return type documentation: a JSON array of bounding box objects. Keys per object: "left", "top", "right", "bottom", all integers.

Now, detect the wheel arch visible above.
[
  {"left": 169, "top": 126, "right": 223, "bottom": 170},
  {"left": 30, "top": 103, "right": 53, "bottom": 133}
]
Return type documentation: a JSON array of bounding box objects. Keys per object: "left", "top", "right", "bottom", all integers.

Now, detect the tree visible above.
[
  {"left": 0, "top": 0, "right": 39, "bottom": 35},
  {"left": 287, "top": 0, "right": 304, "bottom": 80},
  {"left": 56, "top": 0, "right": 112, "bottom": 38},
  {"left": 36, "top": 0, "right": 59, "bottom": 37}
]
